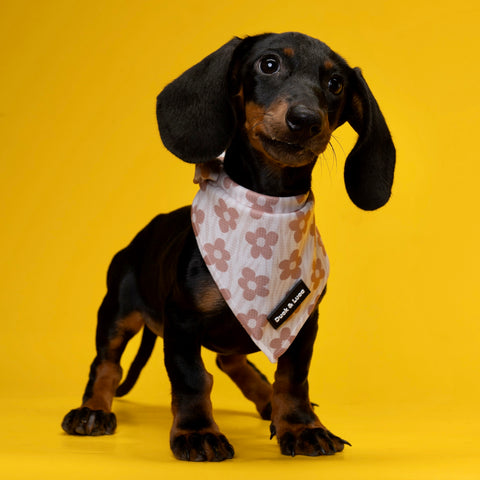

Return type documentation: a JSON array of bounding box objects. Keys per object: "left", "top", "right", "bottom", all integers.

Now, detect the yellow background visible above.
[{"left": 1, "top": 0, "right": 479, "bottom": 478}]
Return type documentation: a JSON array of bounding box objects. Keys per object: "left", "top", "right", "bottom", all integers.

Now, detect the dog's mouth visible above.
[
  {"left": 258, "top": 133, "right": 327, "bottom": 167},
  {"left": 261, "top": 135, "right": 305, "bottom": 153}
]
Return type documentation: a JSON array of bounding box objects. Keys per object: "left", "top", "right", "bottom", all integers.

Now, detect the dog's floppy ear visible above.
[
  {"left": 344, "top": 67, "right": 396, "bottom": 210},
  {"left": 156, "top": 37, "right": 242, "bottom": 163}
]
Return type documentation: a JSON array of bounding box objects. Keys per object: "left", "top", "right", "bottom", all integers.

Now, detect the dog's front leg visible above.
[
  {"left": 270, "top": 310, "right": 350, "bottom": 456},
  {"left": 163, "top": 304, "right": 234, "bottom": 462}
]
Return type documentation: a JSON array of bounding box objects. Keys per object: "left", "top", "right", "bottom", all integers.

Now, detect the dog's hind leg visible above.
[
  {"left": 62, "top": 268, "right": 145, "bottom": 436},
  {"left": 216, "top": 354, "right": 273, "bottom": 420}
]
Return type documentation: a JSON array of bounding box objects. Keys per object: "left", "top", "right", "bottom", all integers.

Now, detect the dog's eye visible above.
[
  {"left": 258, "top": 56, "right": 280, "bottom": 75},
  {"left": 328, "top": 75, "right": 344, "bottom": 95}
]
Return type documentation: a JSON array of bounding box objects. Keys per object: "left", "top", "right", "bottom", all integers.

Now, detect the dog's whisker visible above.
[
  {"left": 328, "top": 141, "right": 338, "bottom": 169},
  {"left": 330, "top": 134, "right": 346, "bottom": 159}
]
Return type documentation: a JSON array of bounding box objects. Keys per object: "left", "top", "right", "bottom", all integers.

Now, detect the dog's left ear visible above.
[
  {"left": 344, "top": 68, "right": 396, "bottom": 210},
  {"left": 156, "top": 37, "right": 242, "bottom": 163}
]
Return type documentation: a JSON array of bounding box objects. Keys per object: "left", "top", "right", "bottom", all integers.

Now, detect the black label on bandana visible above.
[{"left": 267, "top": 280, "right": 311, "bottom": 330}]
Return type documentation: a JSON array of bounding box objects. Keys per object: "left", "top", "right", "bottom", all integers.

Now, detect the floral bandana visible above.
[{"left": 191, "top": 161, "right": 329, "bottom": 363}]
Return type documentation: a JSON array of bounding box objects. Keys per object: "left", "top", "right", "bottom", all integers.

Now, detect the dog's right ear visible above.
[{"left": 156, "top": 37, "right": 242, "bottom": 163}]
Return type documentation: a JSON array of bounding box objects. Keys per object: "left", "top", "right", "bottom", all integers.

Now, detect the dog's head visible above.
[{"left": 157, "top": 32, "right": 395, "bottom": 210}]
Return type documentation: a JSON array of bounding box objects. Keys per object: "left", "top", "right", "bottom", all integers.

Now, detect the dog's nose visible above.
[{"left": 286, "top": 105, "right": 323, "bottom": 137}]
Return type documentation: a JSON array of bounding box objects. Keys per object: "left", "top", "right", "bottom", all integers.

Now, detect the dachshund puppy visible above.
[{"left": 62, "top": 32, "right": 395, "bottom": 461}]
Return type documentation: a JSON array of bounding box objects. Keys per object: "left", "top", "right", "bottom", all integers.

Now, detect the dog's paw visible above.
[
  {"left": 272, "top": 424, "right": 350, "bottom": 457},
  {"left": 171, "top": 432, "right": 235, "bottom": 462},
  {"left": 61, "top": 407, "right": 117, "bottom": 436}
]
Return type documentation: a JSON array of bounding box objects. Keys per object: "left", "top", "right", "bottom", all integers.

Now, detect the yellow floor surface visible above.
[{"left": 3, "top": 395, "right": 478, "bottom": 480}]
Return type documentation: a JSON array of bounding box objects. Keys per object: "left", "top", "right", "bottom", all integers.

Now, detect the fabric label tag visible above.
[{"left": 267, "top": 280, "right": 311, "bottom": 330}]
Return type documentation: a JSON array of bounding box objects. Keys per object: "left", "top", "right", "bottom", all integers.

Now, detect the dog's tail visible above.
[{"left": 115, "top": 326, "right": 157, "bottom": 397}]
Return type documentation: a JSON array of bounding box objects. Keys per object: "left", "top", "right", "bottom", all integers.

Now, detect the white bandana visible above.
[{"left": 191, "top": 162, "right": 329, "bottom": 363}]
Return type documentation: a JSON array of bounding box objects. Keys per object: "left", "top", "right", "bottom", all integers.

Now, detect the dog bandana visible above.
[{"left": 191, "top": 161, "right": 329, "bottom": 362}]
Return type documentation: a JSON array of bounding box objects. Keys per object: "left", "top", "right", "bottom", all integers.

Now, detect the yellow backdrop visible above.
[{"left": 1, "top": 0, "right": 479, "bottom": 478}]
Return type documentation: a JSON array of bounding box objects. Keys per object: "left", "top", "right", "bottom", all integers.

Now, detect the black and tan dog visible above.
[{"left": 62, "top": 32, "right": 395, "bottom": 461}]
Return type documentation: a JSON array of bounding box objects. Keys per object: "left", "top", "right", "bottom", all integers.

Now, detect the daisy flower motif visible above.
[
  {"left": 270, "top": 328, "right": 296, "bottom": 358},
  {"left": 237, "top": 309, "right": 268, "bottom": 340},
  {"left": 311, "top": 258, "right": 326, "bottom": 290},
  {"left": 310, "top": 223, "right": 327, "bottom": 256},
  {"left": 307, "top": 295, "right": 321, "bottom": 316},
  {"left": 245, "top": 227, "right": 279, "bottom": 260},
  {"left": 245, "top": 191, "right": 279, "bottom": 219},
  {"left": 204, "top": 238, "right": 231, "bottom": 272},
  {"left": 214, "top": 198, "right": 239, "bottom": 233},
  {"left": 318, "top": 236, "right": 327, "bottom": 257},
  {"left": 279, "top": 249, "right": 302, "bottom": 280},
  {"left": 223, "top": 175, "right": 234, "bottom": 189},
  {"left": 289, "top": 209, "right": 312, "bottom": 243},
  {"left": 238, "top": 267, "right": 270, "bottom": 301},
  {"left": 191, "top": 205, "right": 205, "bottom": 235},
  {"left": 220, "top": 288, "right": 232, "bottom": 301}
]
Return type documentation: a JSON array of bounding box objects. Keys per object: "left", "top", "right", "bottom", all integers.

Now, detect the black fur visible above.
[
  {"left": 343, "top": 67, "right": 396, "bottom": 209},
  {"left": 62, "top": 32, "right": 395, "bottom": 461}
]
